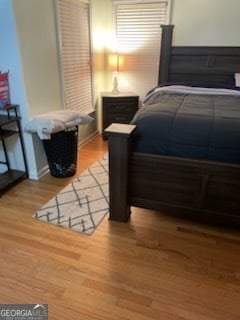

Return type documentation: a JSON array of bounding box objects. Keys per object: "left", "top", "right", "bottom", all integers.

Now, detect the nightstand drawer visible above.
[
  {"left": 103, "top": 97, "right": 138, "bottom": 112},
  {"left": 106, "top": 104, "right": 133, "bottom": 113},
  {"left": 107, "top": 113, "right": 134, "bottom": 123}
]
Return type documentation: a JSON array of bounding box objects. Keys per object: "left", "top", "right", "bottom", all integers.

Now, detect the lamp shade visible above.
[{"left": 108, "top": 54, "right": 124, "bottom": 72}]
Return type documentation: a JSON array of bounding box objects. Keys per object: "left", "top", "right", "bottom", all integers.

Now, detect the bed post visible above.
[
  {"left": 158, "top": 24, "right": 174, "bottom": 84},
  {"left": 105, "top": 123, "right": 136, "bottom": 222}
]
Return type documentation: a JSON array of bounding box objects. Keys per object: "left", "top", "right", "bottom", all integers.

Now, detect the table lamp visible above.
[{"left": 108, "top": 53, "right": 124, "bottom": 94}]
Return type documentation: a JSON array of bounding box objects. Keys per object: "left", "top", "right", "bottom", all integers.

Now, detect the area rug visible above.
[{"left": 34, "top": 153, "right": 109, "bottom": 235}]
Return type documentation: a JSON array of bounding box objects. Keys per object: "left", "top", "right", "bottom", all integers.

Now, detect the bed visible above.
[{"left": 105, "top": 25, "right": 240, "bottom": 227}]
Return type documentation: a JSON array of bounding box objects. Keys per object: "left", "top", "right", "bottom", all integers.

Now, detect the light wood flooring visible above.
[{"left": 0, "top": 134, "right": 240, "bottom": 320}]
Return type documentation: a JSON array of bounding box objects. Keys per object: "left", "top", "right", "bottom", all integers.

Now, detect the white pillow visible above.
[
  {"left": 25, "top": 110, "right": 93, "bottom": 139},
  {"left": 235, "top": 73, "right": 240, "bottom": 87}
]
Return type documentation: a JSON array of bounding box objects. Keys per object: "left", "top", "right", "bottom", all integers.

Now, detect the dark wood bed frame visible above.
[{"left": 105, "top": 25, "right": 240, "bottom": 227}]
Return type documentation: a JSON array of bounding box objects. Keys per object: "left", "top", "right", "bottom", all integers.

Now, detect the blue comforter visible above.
[{"left": 131, "top": 85, "right": 240, "bottom": 163}]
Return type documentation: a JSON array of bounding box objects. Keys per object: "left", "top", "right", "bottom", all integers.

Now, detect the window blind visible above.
[
  {"left": 114, "top": 1, "right": 169, "bottom": 100},
  {"left": 56, "top": 0, "right": 93, "bottom": 113}
]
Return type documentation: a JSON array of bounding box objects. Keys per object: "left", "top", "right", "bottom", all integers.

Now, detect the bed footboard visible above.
[
  {"left": 105, "top": 123, "right": 240, "bottom": 227},
  {"left": 105, "top": 123, "right": 136, "bottom": 222}
]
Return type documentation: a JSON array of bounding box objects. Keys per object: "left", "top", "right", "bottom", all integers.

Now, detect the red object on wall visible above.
[{"left": 0, "top": 71, "right": 10, "bottom": 109}]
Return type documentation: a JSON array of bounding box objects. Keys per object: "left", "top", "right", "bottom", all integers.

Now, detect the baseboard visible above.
[
  {"left": 29, "top": 130, "right": 99, "bottom": 180},
  {"left": 78, "top": 130, "right": 99, "bottom": 148},
  {"left": 28, "top": 165, "right": 49, "bottom": 180}
]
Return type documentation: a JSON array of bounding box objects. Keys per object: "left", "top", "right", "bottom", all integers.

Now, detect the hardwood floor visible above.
[{"left": 0, "top": 134, "right": 240, "bottom": 320}]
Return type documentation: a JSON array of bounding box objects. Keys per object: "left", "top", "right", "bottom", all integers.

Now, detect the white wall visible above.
[
  {"left": 172, "top": 0, "right": 240, "bottom": 45},
  {"left": 12, "top": 0, "right": 62, "bottom": 117},
  {"left": 0, "top": 0, "right": 37, "bottom": 175},
  {"left": 91, "top": 0, "right": 112, "bottom": 131},
  {"left": 0, "top": 0, "right": 62, "bottom": 178},
  {"left": 11, "top": 0, "right": 64, "bottom": 178}
]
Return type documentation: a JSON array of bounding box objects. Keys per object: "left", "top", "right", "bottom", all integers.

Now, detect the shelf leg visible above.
[{"left": 1, "top": 140, "right": 10, "bottom": 171}]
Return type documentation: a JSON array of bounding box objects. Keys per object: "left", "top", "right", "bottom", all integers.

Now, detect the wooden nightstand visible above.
[{"left": 101, "top": 92, "right": 139, "bottom": 139}]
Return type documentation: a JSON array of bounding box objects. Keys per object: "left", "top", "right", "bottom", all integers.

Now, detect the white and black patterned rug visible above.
[{"left": 34, "top": 154, "right": 109, "bottom": 235}]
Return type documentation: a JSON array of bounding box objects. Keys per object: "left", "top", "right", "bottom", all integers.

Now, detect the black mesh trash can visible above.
[{"left": 43, "top": 126, "right": 78, "bottom": 178}]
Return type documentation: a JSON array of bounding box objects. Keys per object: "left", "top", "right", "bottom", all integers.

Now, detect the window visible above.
[
  {"left": 113, "top": 0, "right": 171, "bottom": 100},
  {"left": 55, "top": 0, "right": 93, "bottom": 113}
]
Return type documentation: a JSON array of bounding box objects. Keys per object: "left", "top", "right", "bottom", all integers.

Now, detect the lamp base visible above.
[{"left": 112, "top": 74, "right": 119, "bottom": 94}]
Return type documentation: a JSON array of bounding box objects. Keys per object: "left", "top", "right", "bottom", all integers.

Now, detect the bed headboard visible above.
[{"left": 158, "top": 25, "right": 240, "bottom": 86}]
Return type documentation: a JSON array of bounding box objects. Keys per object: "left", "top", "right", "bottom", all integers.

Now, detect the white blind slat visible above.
[
  {"left": 57, "top": 0, "right": 93, "bottom": 113},
  {"left": 114, "top": 1, "right": 169, "bottom": 100}
]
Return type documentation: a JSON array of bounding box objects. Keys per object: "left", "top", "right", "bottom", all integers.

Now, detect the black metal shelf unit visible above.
[{"left": 0, "top": 104, "right": 28, "bottom": 195}]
